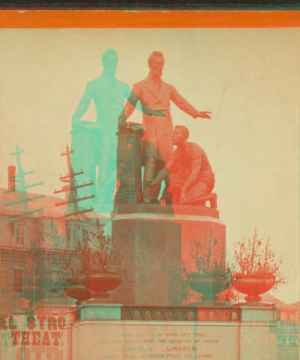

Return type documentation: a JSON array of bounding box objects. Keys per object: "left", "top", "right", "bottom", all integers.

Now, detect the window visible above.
[
  {"left": 13, "top": 269, "right": 24, "bottom": 293},
  {"left": 15, "top": 222, "right": 25, "bottom": 245},
  {"left": 52, "top": 269, "right": 60, "bottom": 292},
  {"left": 67, "top": 227, "right": 71, "bottom": 242},
  {"left": 8, "top": 221, "right": 15, "bottom": 242},
  {"left": 1, "top": 270, "right": 8, "bottom": 289}
]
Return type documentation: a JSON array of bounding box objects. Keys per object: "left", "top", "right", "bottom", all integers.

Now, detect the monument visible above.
[
  {"left": 112, "top": 123, "right": 181, "bottom": 306},
  {"left": 119, "top": 51, "right": 212, "bottom": 204},
  {"left": 0, "top": 129, "right": 284, "bottom": 360},
  {"left": 0, "top": 49, "right": 287, "bottom": 360},
  {"left": 70, "top": 49, "right": 166, "bottom": 210},
  {"left": 69, "top": 121, "right": 281, "bottom": 360}
]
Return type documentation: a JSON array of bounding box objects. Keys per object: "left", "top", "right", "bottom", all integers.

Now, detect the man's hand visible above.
[
  {"left": 148, "top": 180, "right": 160, "bottom": 188},
  {"left": 118, "top": 114, "right": 127, "bottom": 130},
  {"left": 72, "top": 117, "right": 81, "bottom": 129},
  {"left": 197, "top": 111, "right": 212, "bottom": 119},
  {"left": 100, "top": 171, "right": 117, "bottom": 186},
  {"left": 179, "top": 189, "right": 188, "bottom": 205}
]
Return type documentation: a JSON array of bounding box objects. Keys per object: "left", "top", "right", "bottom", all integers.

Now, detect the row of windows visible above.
[
  {"left": 4, "top": 219, "right": 84, "bottom": 247},
  {"left": 1, "top": 268, "right": 63, "bottom": 294}
]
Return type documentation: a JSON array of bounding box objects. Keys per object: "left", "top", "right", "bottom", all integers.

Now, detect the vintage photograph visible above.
[{"left": 0, "top": 24, "right": 299, "bottom": 360}]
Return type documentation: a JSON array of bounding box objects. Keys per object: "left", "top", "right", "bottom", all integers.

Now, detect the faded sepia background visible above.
[{"left": 0, "top": 29, "right": 298, "bottom": 303}]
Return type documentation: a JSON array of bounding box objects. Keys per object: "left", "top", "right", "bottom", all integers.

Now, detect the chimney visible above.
[{"left": 8, "top": 166, "right": 16, "bottom": 191}]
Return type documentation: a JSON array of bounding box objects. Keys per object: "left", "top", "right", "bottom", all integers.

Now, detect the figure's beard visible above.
[
  {"left": 150, "top": 68, "right": 163, "bottom": 78},
  {"left": 103, "top": 68, "right": 117, "bottom": 77}
]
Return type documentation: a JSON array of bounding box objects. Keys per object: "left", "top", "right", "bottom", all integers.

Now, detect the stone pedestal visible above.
[
  {"left": 33, "top": 298, "right": 74, "bottom": 323},
  {"left": 71, "top": 304, "right": 281, "bottom": 360},
  {"left": 29, "top": 298, "right": 75, "bottom": 360},
  {"left": 72, "top": 317, "right": 124, "bottom": 360},
  {"left": 172, "top": 205, "right": 226, "bottom": 271},
  {"left": 114, "top": 126, "right": 143, "bottom": 207},
  {"left": 0, "top": 303, "right": 282, "bottom": 360},
  {"left": 112, "top": 204, "right": 181, "bottom": 306},
  {"left": 237, "top": 304, "right": 281, "bottom": 360},
  {"left": 78, "top": 301, "right": 122, "bottom": 321},
  {"left": 172, "top": 205, "right": 227, "bottom": 304},
  {"left": 112, "top": 204, "right": 226, "bottom": 307},
  {"left": 236, "top": 303, "right": 281, "bottom": 322}
]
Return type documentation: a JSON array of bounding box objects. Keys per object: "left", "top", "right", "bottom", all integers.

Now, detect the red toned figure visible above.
[
  {"left": 119, "top": 51, "right": 211, "bottom": 204},
  {"left": 150, "top": 125, "right": 215, "bottom": 205}
]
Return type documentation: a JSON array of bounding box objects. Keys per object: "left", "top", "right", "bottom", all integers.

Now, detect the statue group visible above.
[{"left": 70, "top": 49, "right": 215, "bottom": 209}]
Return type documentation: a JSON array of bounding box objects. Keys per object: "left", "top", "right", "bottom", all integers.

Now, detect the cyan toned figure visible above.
[
  {"left": 119, "top": 51, "right": 211, "bottom": 204},
  {"left": 71, "top": 49, "right": 164, "bottom": 205}
]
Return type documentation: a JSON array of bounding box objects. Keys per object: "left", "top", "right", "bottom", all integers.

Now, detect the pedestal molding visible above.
[{"left": 113, "top": 213, "right": 224, "bottom": 224}]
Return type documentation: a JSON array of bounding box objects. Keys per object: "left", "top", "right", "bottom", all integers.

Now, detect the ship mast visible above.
[
  {"left": 54, "top": 145, "right": 95, "bottom": 217},
  {"left": 4, "top": 144, "right": 44, "bottom": 219}
]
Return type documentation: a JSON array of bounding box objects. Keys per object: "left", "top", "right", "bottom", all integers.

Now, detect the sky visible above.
[{"left": 0, "top": 29, "right": 299, "bottom": 303}]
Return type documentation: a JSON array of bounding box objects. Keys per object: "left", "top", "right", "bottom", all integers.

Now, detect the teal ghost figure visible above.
[
  {"left": 71, "top": 49, "right": 133, "bottom": 207},
  {"left": 71, "top": 49, "right": 166, "bottom": 209},
  {"left": 70, "top": 123, "right": 100, "bottom": 207}
]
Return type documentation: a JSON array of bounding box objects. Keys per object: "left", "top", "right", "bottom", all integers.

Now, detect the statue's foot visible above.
[
  {"left": 161, "top": 191, "right": 172, "bottom": 206},
  {"left": 143, "top": 198, "right": 159, "bottom": 205}
]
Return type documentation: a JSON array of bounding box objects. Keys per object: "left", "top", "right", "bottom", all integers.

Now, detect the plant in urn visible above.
[
  {"left": 185, "top": 230, "right": 231, "bottom": 305},
  {"left": 62, "top": 220, "right": 124, "bottom": 304},
  {"left": 230, "top": 229, "right": 285, "bottom": 304}
]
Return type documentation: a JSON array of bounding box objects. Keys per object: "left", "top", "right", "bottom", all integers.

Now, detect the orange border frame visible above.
[{"left": 0, "top": 10, "right": 299, "bottom": 28}]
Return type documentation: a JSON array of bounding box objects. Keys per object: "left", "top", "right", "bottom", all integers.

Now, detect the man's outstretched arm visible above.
[{"left": 170, "top": 85, "right": 211, "bottom": 119}]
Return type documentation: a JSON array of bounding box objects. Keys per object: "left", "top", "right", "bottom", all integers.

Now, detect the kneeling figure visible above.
[{"left": 152, "top": 125, "right": 215, "bottom": 205}]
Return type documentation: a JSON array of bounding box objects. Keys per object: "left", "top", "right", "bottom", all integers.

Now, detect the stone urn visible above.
[
  {"left": 21, "top": 284, "right": 40, "bottom": 306},
  {"left": 40, "top": 274, "right": 62, "bottom": 299},
  {"left": 64, "top": 285, "right": 93, "bottom": 305},
  {"left": 80, "top": 271, "right": 122, "bottom": 299},
  {"left": 43, "top": 273, "right": 77, "bottom": 300},
  {"left": 188, "top": 272, "right": 231, "bottom": 303},
  {"left": 232, "top": 275, "right": 275, "bottom": 302}
]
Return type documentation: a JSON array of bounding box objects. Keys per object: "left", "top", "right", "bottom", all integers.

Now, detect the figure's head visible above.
[
  {"left": 148, "top": 51, "right": 164, "bottom": 78},
  {"left": 102, "top": 49, "right": 119, "bottom": 75},
  {"left": 172, "top": 125, "right": 189, "bottom": 146}
]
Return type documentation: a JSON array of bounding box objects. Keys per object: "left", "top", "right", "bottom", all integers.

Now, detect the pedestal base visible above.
[
  {"left": 112, "top": 204, "right": 181, "bottom": 306},
  {"left": 34, "top": 297, "right": 75, "bottom": 317},
  {"left": 190, "top": 300, "right": 233, "bottom": 307},
  {"left": 71, "top": 304, "right": 280, "bottom": 360},
  {"left": 79, "top": 301, "right": 122, "bottom": 321},
  {"left": 233, "top": 303, "right": 281, "bottom": 322}
]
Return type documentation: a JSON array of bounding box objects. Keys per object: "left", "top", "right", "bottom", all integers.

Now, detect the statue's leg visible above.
[
  {"left": 143, "top": 157, "right": 156, "bottom": 186},
  {"left": 160, "top": 177, "right": 172, "bottom": 205},
  {"left": 99, "top": 157, "right": 117, "bottom": 203},
  {"left": 97, "top": 132, "right": 117, "bottom": 204},
  {"left": 143, "top": 157, "right": 161, "bottom": 204},
  {"left": 161, "top": 174, "right": 184, "bottom": 205},
  {"left": 164, "top": 183, "right": 181, "bottom": 205},
  {"left": 186, "top": 182, "right": 210, "bottom": 205}
]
